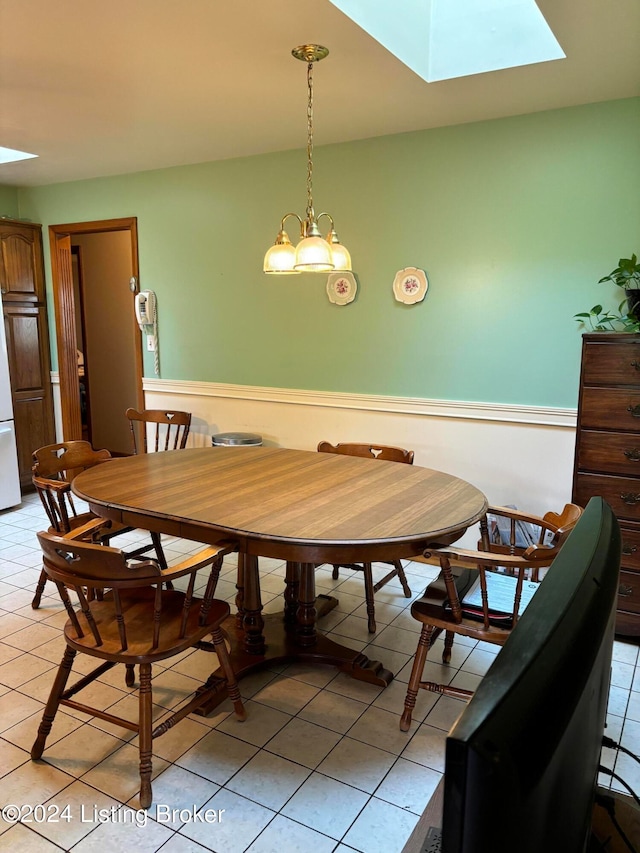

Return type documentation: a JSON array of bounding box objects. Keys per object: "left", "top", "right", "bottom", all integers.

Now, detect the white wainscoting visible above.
[{"left": 51, "top": 375, "right": 578, "bottom": 532}]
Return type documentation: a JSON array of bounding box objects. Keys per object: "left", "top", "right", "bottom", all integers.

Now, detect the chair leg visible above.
[
  {"left": 31, "top": 646, "right": 77, "bottom": 758},
  {"left": 138, "top": 662, "right": 153, "bottom": 809},
  {"left": 151, "top": 532, "right": 173, "bottom": 590},
  {"left": 400, "top": 623, "right": 433, "bottom": 732},
  {"left": 394, "top": 559, "right": 412, "bottom": 598},
  {"left": 332, "top": 565, "right": 340, "bottom": 580},
  {"left": 125, "top": 664, "right": 136, "bottom": 687},
  {"left": 443, "top": 630, "right": 455, "bottom": 665},
  {"left": 151, "top": 532, "right": 167, "bottom": 570},
  {"left": 372, "top": 561, "right": 412, "bottom": 598},
  {"left": 363, "top": 563, "right": 377, "bottom": 633},
  {"left": 31, "top": 567, "right": 48, "bottom": 609},
  {"left": 210, "top": 627, "right": 246, "bottom": 721}
]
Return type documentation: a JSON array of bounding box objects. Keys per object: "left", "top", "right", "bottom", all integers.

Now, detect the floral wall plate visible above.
[
  {"left": 327, "top": 272, "right": 357, "bottom": 305},
  {"left": 393, "top": 267, "right": 428, "bottom": 304}
]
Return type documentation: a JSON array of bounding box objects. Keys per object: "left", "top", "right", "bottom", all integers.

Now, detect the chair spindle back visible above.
[
  {"left": 436, "top": 502, "right": 583, "bottom": 631},
  {"left": 37, "top": 531, "right": 224, "bottom": 655},
  {"left": 317, "top": 441, "right": 414, "bottom": 465},
  {"left": 126, "top": 408, "right": 192, "bottom": 454},
  {"left": 32, "top": 441, "right": 112, "bottom": 533}
]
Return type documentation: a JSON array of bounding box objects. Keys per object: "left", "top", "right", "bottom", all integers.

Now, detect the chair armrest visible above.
[
  {"left": 520, "top": 543, "right": 558, "bottom": 561},
  {"left": 32, "top": 475, "right": 71, "bottom": 494},
  {"left": 158, "top": 541, "right": 238, "bottom": 582},
  {"left": 62, "top": 517, "right": 113, "bottom": 541},
  {"left": 487, "top": 505, "right": 546, "bottom": 528},
  {"left": 410, "top": 553, "right": 442, "bottom": 567},
  {"left": 423, "top": 545, "right": 555, "bottom": 571}
]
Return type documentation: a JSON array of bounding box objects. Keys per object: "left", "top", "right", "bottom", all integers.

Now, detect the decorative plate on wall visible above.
[
  {"left": 327, "top": 271, "right": 357, "bottom": 305},
  {"left": 393, "top": 267, "right": 428, "bottom": 304}
]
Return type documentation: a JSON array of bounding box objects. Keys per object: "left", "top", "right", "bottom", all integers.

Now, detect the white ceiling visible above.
[{"left": 0, "top": 0, "right": 638, "bottom": 188}]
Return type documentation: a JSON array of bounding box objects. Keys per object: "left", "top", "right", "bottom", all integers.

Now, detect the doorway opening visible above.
[{"left": 49, "top": 218, "right": 144, "bottom": 455}]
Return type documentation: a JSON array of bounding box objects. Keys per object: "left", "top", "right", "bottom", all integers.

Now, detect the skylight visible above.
[
  {"left": 328, "top": 0, "right": 565, "bottom": 82},
  {"left": 0, "top": 146, "right": 38, "bottom": 165}
]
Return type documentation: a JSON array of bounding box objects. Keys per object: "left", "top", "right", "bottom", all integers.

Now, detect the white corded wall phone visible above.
[
  {"left": 134, "top": 290, "right": 157, "bottom": 328},
  {"left": 134, "top": 290, "right": 160, "bottom": 375}
]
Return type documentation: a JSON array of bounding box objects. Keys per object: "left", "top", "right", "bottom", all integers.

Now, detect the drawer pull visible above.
[
  {"left": 619, "top": 583, "right": 634, "bottom": 598},
  {"left": 620, "top": 493, "right": 640, "bottom": 505},
  {"left": 628, "top": 405, "right": 640, "bottom": 418},
  {"left": 622, "top": 543, "right": 638, "bottom": 555},
  {"left": 632, "top": 361, "right": 640, "bottom": 371},
  {"left": 624, "top": 449, "right": 640, "bottom": 461}
]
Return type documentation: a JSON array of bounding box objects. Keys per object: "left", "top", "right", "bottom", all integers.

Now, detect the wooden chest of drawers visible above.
[{"left": 573, "top": 333, "right": 640, "bottom": 637}]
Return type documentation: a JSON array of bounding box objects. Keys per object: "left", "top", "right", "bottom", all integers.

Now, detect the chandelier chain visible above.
[
  {"left": 306, "top": 59, "right": 314, "bottom": 223},
  {"left": 263, "top": 45, "right": 351, "bottom": 274}
]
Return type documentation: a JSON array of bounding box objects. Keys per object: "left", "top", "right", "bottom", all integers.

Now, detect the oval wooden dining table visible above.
[{"left": 72, "top": 446, "right": 488, "bottom": 713}]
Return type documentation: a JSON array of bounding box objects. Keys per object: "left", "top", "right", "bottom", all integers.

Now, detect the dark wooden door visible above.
[
  {"left": 0, "top": 219, "right": 55, "bottom": 489},
  {"left": 0, "top": 221, "right": 45, "bottom": 303},
  {"left": 3, "top": 305, "right": 55, "bottom": 484}
]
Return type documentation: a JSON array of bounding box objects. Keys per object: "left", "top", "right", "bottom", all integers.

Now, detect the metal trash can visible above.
[{"left": 212, "top": 432, "right": 263, "bottom": 447}]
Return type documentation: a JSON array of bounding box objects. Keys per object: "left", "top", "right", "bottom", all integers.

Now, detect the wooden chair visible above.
[
  {"left": 317, "top": 441, "right": 415, "bottom": 633},
  {"left": 31, "top": 530, "right": 245, "bottom": 809},
  {"left": 400, "top": 503, "right": 583, "bottom": 731},
  {"left": 125, "top": 408, "right": 192, "bottom": 454},
  {"left": 31, "top": 440, "right": 166, "bottom": 609},
  {"left": 125, "top": 408, "right": 192, "bottom": 572}
]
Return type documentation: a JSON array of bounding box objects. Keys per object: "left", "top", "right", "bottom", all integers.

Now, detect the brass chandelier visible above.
[{"left": 263, "top": 45, "right": 352, "bottom": 275}]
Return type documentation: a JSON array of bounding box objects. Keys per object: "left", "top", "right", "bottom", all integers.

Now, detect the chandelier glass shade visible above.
[{"left": 263, "top": 45, "right": 352, "bottom": 275}]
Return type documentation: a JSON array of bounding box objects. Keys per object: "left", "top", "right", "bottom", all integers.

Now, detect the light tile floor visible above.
[{"left": 0, "top": 493, "right": 637, "bottom": 853}]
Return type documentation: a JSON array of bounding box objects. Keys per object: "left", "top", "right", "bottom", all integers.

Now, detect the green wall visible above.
[
  {"left": 0, "top": 185, "right": 19, "bottom": 218},
  {"left": 16, "top": 97, "right": 640, "bottom": 408}
]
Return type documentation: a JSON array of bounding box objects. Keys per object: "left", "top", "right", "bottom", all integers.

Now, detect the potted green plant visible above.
[
  {"left": 599, "top": 254, "right": 640, "bottom": 288},
  {"left": 575, "top": 254, "right": 640, "bottom": 332},
  {"left": 600, "top": 254, "right": 640, "bottom": 318}
]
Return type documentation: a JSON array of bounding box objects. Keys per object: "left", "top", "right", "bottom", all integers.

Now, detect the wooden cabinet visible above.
[
  {"left": 0, "top": 219, "right": 54, "bottom": 489},
  {"left": 0, "top": 220, "right": 45, "bottom": 302},
  {"left": 573, "top": 332, "right": 640, "bottom": 637}
]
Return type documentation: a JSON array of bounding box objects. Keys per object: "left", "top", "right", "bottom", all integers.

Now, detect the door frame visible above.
[{"left": 49, "top": 217, "right": 144, "bottom": 442}]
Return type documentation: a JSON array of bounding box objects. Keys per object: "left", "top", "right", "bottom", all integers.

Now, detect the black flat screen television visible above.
[{"left": 441, "top": 496, "right": 621, "bottom": 853}]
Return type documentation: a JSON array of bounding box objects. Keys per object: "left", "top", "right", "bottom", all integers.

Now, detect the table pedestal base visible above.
[{"left": 194, "top": 596, "right": 393, "bottom": 716}]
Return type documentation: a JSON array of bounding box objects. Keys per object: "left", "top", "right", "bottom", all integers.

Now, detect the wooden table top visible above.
[{"left": 72, "top": 446, "right": 488, "bottom": 562}]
